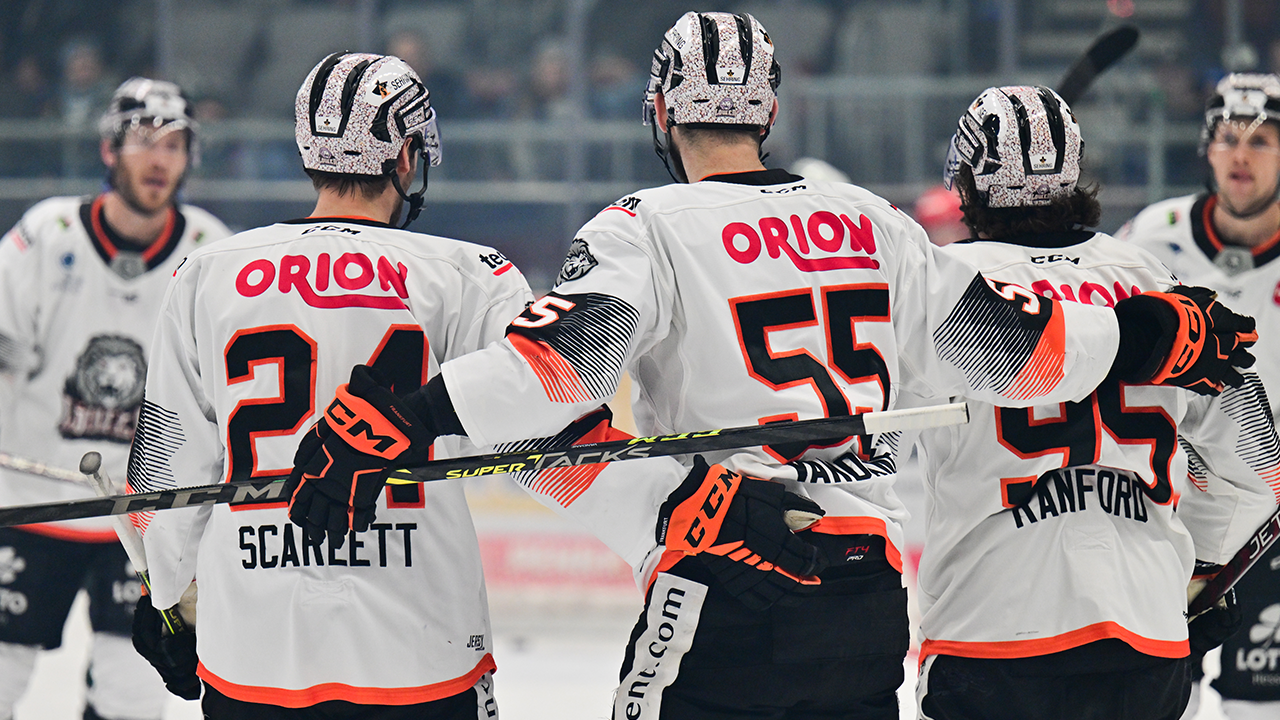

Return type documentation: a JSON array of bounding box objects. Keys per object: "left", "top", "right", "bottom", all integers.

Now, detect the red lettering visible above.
[
  {"left": 789, "top": 215, "right": 810, "bottom": 254},
  {"left": 278, "top": 255, "right": 311, "bottom": 294},
  {"left": 377, "top": 257, "right": 409, "bottom": 298},
  {"left": 316, "top": 253, "right": 330, "bottom": 291},
  {"left": 1112, "top": 282, "right": 1140, "bottom": 302},
  {"left": 759, "top": 216, "right": 790, "bottom": 260},
  {"left": 840, "top": 213, "right": 876, "bottom": 254},
  {"left": 1059, "top": 284, "right": 1077, "bottom": 302},
  {"left": 1079, "top": 282, "right": 1114, "bottom": 307},
  {"left": 723, "top": 222, "right": 760, "bottom": 263},
  {"left": 1031, "top": 279, "right": 1061, "bottom": 300},
  {"left": 334, "top": 253, "right": 374, "bottom": 290},
  {"left": 236, "top": 259, "right": 275, "bottom": 297},
  {"left": 807, "top": 211, "right": 844, "bottom": 252}
]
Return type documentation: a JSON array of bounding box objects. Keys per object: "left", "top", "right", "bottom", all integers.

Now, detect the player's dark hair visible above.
[
  {"left": 304, "top": 169, "right": 391, "bottom": 201},
  {"left": 674, "top": 123, "right": 764, "bottom": 150},
  {"left": 955, "top": 165, "right": 1102, "bottom": 239}
]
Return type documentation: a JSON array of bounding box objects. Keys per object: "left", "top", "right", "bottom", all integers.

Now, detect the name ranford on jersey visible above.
[
  {"left": 238, "top": 522, "right": 418, "bottom": 570},
  {"left": 1009, "top": 466, "right": 1150, "bottom": 529},
  {"left": 234, "top": 252, "right": 410, "bottom": 310},
  {"left": 721, "top": 210, "right": 880, "bottom": 273}
]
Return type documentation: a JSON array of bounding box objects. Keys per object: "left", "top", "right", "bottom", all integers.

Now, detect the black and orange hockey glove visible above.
[
  {"left": 1112, "top": 286, "right": 1257, "bottom": 396},
  {"left": 286, "top": 365, "right": 434, "bottom": 548},
  {"left": 656, "top": 456, "right": 828, "bottom": 611}
]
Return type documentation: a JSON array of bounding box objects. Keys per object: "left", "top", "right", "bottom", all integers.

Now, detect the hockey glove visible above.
[
  {"left": 286, "top": 364, "right": 434, "bottom": 548},
  {"left": 656, "top": 456, "right": 828, "bottom": 611},
  {"left": 1188, "top": 588, "right": 1243, "bottom": 659},
  {"left": 132, "top": 594, "right": 200, "bottom": 701},
  {"left": 1112, "top": 286, "right": 1257, "bottom": 396}
]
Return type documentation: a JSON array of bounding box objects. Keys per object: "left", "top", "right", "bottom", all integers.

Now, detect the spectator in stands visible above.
[
  {"left": 526, "top": 39, "right": 572, "bottom": 122},
  {"left": 387, "top": 29, "right": 471, "bottom": 122},
  {"left": 913, "top": 184, "right": 967, "bottom": 247},
  {"left": 0, "top": 56, "right": 53, "bottom": 119},
  {"left": 590, "top": 53, "right": 642, "bottom": 119},
  {"left": 56, "top": 38, "right": 115, "bottom": 129}
]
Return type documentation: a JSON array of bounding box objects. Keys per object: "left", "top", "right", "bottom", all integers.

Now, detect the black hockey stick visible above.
[
  {"left": 1187, "top": 504, "right": 1280, "bottom": 617},
  {"left": 0, "top": 403, "right": 968, "bottom": 528},
  {"left": 1056, "top": 24, "right": 1141, "bottom": 105}
]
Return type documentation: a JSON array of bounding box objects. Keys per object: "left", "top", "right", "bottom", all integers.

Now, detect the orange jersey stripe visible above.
[
  {"left": 1005, "top": 303, "right": 1065, "bottom": 401},
  {"left": 920, "top": 621, "right": 1187, "bottom": 661},
  {"left": 508, "top": 334, "right": 592, "bottom": 404},
  {"left": 197, "top": 654, "right": 496, "bottom": 707}
]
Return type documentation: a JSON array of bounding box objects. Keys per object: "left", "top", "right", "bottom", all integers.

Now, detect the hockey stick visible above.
[
  {"left": 0, "top": 402, "right": 969, "bottom": 527},
  {"left": 0, "top": 452, "right": 93, "bottom": 486},
  {"left": 1187, "top": 504, "right": 1280, "bottom": 617},
  {"left": 1056, "top": 24, "right": 1141, "bottom": 105}
]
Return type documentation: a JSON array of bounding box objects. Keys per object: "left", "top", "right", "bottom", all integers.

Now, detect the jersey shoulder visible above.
[
  {"left": 3, "top": 196, "right": 87, "bottom": 252},
  {"left": 1116, "top": 194, "right": 1199, "bottom": 246},
  {"left": 176, "top": 203, "right": 233, "bottom": 245}
]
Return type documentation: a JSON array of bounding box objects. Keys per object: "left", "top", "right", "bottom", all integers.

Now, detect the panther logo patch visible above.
[{"left": 58, "top": 334, "right": 147, "bottom": 443}]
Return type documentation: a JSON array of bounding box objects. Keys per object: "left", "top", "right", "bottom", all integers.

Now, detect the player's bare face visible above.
[
  {"left": 111, "top": 127, "right": 189, "bottom": 216},
  {"left": 1207, "top": 120, "right": 1280, "bottom": 217}
]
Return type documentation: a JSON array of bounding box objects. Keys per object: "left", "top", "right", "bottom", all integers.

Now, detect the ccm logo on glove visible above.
[
  {"left": 324, "top": 385, "right": 411, "bottom": 460},
  {"left": 664, "top": 466, "right": 741, "bottom": 552}
]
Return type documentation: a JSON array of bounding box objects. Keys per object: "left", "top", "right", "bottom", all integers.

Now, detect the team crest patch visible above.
[
  {"left": 557, "top": 239, "right": 598, "bottom": 285},
  {"left": 59, "top": 334, "right": 147, "bottom": 443}
]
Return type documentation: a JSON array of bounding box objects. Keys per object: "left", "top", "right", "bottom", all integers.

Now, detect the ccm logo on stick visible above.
[{"left": 722, "top": 211, "right": 879, "bottom": 273}]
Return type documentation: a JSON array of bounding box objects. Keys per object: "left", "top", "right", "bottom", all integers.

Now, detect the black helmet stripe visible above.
[
  {"left": 1035, "top": 86, "right": 1067, "bottom": 173},
  {"left": 308, "top": 52, "right": 347, "bottom": 136},
  {"left": 335, "top": 58, "right": 374, "bottom": 139},
  {"left": 699, "top": 14, "right": 721, "bottom": 85},
  {"left": 734, "top": 13, "right": 753, "bottom": 81}
]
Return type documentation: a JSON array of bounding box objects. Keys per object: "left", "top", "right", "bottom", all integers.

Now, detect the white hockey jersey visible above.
[
  {"left": 1117, "top": 193, "right": 1280, "bottom": 418},
  {"left": 439, "top": 169, "right": 1125, "bottom": 587},
  {"left": 131, "top": 217, "right": 531, "bottom": 704},
  {"left": 0, "top": 195, "right": 228, "bottom": 540},
  {"left": 911, "top": 231, "right": 1280, "bottom": 662}
]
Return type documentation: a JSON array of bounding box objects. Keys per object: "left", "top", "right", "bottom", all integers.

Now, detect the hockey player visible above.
[
  {"left": 125, "top": 53, "right": 522, "bottom": 717},
  {"left": 1118, "top": 72, "right": 1280, "bottom": 720},
  {"left": 287, "top": 13, "right": 1259, "bottom": 719},
  {"left": 0, "top": 78, "right": 229, "bottom": 720},
  {"left": 910, "top": 84, "right": 1280, "bottom": 720}
]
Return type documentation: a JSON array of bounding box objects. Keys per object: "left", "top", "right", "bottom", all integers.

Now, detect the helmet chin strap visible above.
[
  {"left": 391, "top": 148, "right": 428, "bottom": 229},
  {"left": 652, "top": 120, "right": 689, "bottom": 184}
]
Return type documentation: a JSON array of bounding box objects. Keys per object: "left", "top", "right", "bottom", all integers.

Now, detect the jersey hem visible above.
[
  {"left": 920, "top": 621, "right": 1188, "bottom": 661},
  {"left": 196, "top": 653, "right": 496, "bottom": 707}
]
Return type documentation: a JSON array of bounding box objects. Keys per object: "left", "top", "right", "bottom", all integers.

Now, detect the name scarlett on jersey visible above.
[
  {"left": 234, "top": 253, "right": 410, "bottom": 309},
  {"left": 721, "top": 211, "right": 879, "bottom": 273}
]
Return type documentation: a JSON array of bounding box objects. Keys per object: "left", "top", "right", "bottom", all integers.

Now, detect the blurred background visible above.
[{"left": 1, "top": 0, "right": 1277, "bottom": 291}]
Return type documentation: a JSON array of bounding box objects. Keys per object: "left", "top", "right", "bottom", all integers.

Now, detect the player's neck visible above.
[
  {"left": 680, "top": 144, "right": 766, "bottom": 183},
  {"left": 310, "top": 191, "right": 397, "bottom": 225},
  {"left": 1212, "top": 197, "right": 1280, "bottom": 248},
  {"left": 100, "top": 192, "right": 173, "bottom": 248}
]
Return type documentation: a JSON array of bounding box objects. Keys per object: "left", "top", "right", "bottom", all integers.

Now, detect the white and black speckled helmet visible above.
[
  {"left": 943, "top": 85, "right": 1083, "bottom": 208},
  {"left": 1202, "top": 73, "right": 1280, "bottom": 151},
  {"left": 295, "top": 52, "right": 441, "bottom": 177},
  {"left": 99, "top": 77, "right": 198, "bottom": 157},
  {"left": 642, "top": 11, "right": 780, "bottom": 182}
]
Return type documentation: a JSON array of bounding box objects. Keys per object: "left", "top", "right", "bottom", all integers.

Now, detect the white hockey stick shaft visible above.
[
  {"left": 80, "top": 452, "right": 188, "bottom": 633},
  {"left": 0, "top": 452, "right": 93, "bottom": 486}
]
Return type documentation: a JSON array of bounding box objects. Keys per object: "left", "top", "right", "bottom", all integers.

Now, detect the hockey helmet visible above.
[
  {"left": 1201, "top": 73, "right": 1280, "bottom": 151},
  {"left": 643, "top": 12, "right": 780, "bottom": 182},
  {"left": 943, "top": 85, "right": 1083, "bottom": 208},
  {"left": 99, "top": 77, "right": 198, "bottom": 155},
  {"left": 295, "top": 52, "right": 441, "bottom": 175}
]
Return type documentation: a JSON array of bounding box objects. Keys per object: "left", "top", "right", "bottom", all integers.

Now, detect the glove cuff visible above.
[
  {"left": 1111, "top": 293, "right": 1182, "bottom": 383},
  {"left": 402, "top": 374, "right": 466, "bottom": 438}
]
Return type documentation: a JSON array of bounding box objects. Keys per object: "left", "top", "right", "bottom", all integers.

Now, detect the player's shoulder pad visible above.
[
  {"left": 176, "top": 203, "right": 233, "bottom": 245},
  {"left": 1118, "top": 193, "right": 1198, "bottom": 241},
  {"left": 2, "top": 196, "right": 85, "bottom": 252}
]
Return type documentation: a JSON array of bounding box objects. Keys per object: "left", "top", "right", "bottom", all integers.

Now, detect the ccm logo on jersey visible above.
[
  {"left": 235, "top": 253, "right": 410, "bottom": 310},
  {"left": 722, "top": 211, "right": 879, "bottom": 273}
]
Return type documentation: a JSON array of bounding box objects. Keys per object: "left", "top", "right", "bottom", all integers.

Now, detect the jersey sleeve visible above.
[
  {"left": 891, "top": 227, "right": 1121, "bottom": 407},
  {"left": 0, "top": 210, "right": 46, "bottom": 378},
  {"left": 441, "top": 208, "right": 665, "bottom": 447},
  {"left": 1177, "top": 372, "right": 1280, "bottom": 564},
  {"left": 127, "top": 262, "right": 223, "bottom": 609}
]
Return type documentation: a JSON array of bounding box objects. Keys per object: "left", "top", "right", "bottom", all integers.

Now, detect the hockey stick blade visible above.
[
  {"left": 1056, "top": 24, "right": 1140, "bottom": 105},
  {"left": 0, "top": 403, "right": 968, "bottom": 527},
  {"left": 1187, "top": 504, "right": 1280, "bottom": 617}
]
